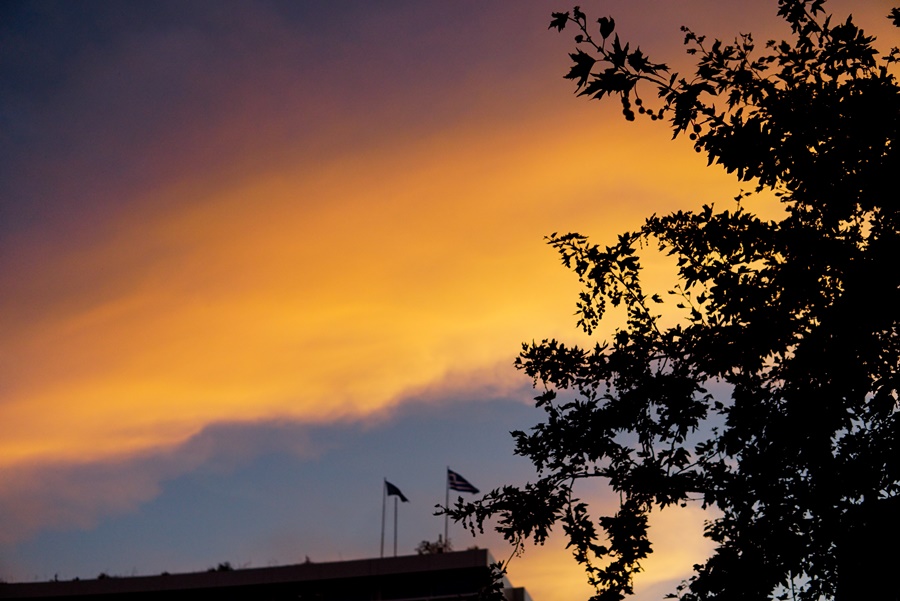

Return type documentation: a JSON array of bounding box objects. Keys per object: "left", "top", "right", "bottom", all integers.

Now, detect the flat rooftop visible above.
[{"left": 0, "top": 549, "right": 532, "bottom": 601}]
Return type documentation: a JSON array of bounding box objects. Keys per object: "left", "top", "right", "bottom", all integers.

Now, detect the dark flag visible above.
[
  {"left": 447, "top": 469, "right": 479, "bottom": 494},
  {"left": 385, "top": 480, "right": 409, "bottom": 502}
]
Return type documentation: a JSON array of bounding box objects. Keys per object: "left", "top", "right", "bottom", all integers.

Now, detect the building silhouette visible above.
[{"left": 0, "top": 548, "right": 532, "bottom": 601}]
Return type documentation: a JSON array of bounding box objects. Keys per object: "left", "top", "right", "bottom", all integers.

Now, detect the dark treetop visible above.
[{"left": 447, "top": 2, "right": 900, "bottom": 600}]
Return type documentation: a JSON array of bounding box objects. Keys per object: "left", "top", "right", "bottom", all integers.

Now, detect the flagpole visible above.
[
  {"left": 444, "top": 466, "right": 449, "bottom": 547},
  {"left": 393, "top": 496, "right": 399, "bottom": 557},
  {"left": 380, "top": 478, "right": 386, "bottom": 559}
]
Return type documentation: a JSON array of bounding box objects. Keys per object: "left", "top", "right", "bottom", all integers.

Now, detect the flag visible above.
[
  {"left": 385, "top": 480, "right": 409, "bottom": 502},
  {"left": 447, "top": 469, "right": 479, "bottom": 494}
]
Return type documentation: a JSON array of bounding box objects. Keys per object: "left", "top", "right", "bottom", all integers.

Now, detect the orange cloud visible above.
[{"left": 0, "top": 103, "right": 742, "bottom": 508}]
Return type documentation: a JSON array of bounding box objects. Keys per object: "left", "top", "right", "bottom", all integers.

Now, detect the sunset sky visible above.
[{"left": 1, "top": 1, "right": 895, "bottom": 599}]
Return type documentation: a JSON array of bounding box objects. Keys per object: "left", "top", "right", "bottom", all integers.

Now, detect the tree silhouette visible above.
[{"left": 447, "top": 2, "right": 900, "bottom": 600}]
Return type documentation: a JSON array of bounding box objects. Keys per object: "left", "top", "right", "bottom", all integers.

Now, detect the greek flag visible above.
[{"left": 447, "top": 468, "right": 479, "bottom": 494}]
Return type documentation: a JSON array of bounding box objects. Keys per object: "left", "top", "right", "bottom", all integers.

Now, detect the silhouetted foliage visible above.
[
  {"left": 448, "top": 2, "right": 900, "bottom": 600},
  {"left": 478, "top": 561, "right": 510, "bottom": 601},
  {"left": 416, "top": 536, "right": 453, "bottom": 555},
  {"left": 208, "top": 562, "right": 234, "bottom": 573}
]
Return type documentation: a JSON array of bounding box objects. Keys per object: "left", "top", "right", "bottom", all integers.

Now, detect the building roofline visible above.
[{"left": 0, "top": 549, "right": 499, "bottom": 599}]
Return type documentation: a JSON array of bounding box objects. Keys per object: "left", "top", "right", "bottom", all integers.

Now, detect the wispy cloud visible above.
[{"left": 0, "top": 420, "right": 320, "bottom": 545}]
